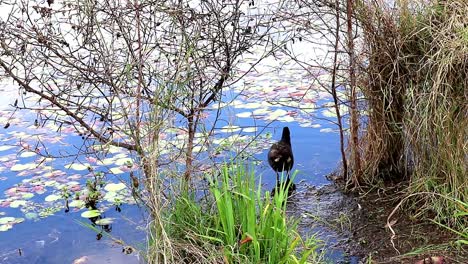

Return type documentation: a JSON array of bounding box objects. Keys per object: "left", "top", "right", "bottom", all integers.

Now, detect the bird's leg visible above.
[{"left": 276, "top": 171, "right": 280, "bottom": 185}]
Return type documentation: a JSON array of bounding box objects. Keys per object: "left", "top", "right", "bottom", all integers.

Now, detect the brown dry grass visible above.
[{"left": 355, "top": 0, "right": 467, "bottom": 234}]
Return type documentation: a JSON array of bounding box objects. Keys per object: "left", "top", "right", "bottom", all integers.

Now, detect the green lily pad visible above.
[
  {"left": 0, "top": 224, "right": 12, "bottom": 231},
  {"left": 104, "top": 192, "right": 125, "bottom": 203},
  {"left": 11, "top": 163, "right": 36, "bottom": 171},
  {"left": 114, "top": 158, "right": 132, "bottom": 166},
  {"left": 109, "top": 167, "right": 124, "bottom": 174},
  {"left": 242, "top": 127, "right": 258, "bottom": 133},
  {"left": 97, "top": 158, "right": 115, "bottom": 166},
  {"left": 10, "top": 200, "right": 27, "bottom": 208},
  {"left": 13, "top": 217, "right": 24, "bottom": 224},
  {"left": 0, "top": 217, "right": 15, "bottom": 224},
  {"left": 69, "top": 200, "right": 85, "bottom": 208},
  {"left": 95, "top": 218, "right": 115, "bottom": 225},
  {"left": 19, "top": 151, "right": 37, "bottom": 158},
  {"left": 104, "top": 183, "right": 126, "bottom": 192},
  {"left": 0, "top": 146, "right": 15, "bottom": 152},
  {"left": 103, "top": 191, "right": 117, "bottom": 200},
  {"left": 45, "top": 194, "right": 61, "bottom": 202},
  {"left": 44, "top": 180, "right": 58, "bottom": 186},
  {"left": 25, "top": 212, "right": 38, "bottom": 220},
  {"left": 22, "top": 193, "right": 34, "bottom": 199},
  {"left": 219, "top": 125, "right": 241, "bottom": 133},
  {"left": 81, "top": 210, "right": 101, "bottom": 218},
  {"left": 64, "top": 163, "right": 90, "bottom": 171}
]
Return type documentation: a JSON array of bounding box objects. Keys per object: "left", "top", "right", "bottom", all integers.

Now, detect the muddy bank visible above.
[
  {"left": 287, "top": 183, "right": 363, "bottom": 263},
  {"left": 287, "top": 182, "right": 468, "bottom": 263}
]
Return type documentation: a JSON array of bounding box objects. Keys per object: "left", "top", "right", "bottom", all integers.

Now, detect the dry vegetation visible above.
[{"left": 355, "top": 0, "right": 467, "bottom": 247}]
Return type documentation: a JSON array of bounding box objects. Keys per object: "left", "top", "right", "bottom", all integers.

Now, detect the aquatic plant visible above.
[{"left": 158, "top": 163, "right": 322, "bottom": 263}]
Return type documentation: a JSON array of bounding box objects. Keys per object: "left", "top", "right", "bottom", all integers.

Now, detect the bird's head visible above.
[{"left": 281, "top": 126, "right": 291, "bottom": 144}]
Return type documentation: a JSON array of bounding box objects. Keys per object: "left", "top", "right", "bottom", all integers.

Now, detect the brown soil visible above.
[
  {"left": 288, "top": 182, "right": 468, "bottom": 264},
  {"left": 345, "top": 183, "right": 468, "bottom": 263}
]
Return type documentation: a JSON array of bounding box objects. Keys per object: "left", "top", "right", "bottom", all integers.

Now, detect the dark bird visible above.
[{"left": 268, "top": 127, "right": 294, "bottom": 184}]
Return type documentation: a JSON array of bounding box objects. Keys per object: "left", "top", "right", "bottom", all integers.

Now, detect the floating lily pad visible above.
[
  {"left": 109, "top": 167, "right": 124, "bottom": 174},
  {"left": 234, "top": 102, "right": 263, "bottom": 109},
  {"left": 95, "top": 218, "right": 115, "bottom": 225},
  {"left": 278, "top": 115, "right": 295, "bottom": 122},
  {"left": 81, "top": 210, "right": 101, "bottom": 218},
  {"left": 45, "top": 194, "right": 61, "bottom": 202},
  {"left": 13, "top": 217, "right": 24, "bottom": 224},
  {"left": 219, "top": 125, "right": 241, "bottom": 133},
  {"left": 243, "top": 127, "right": 258, "bottom": 133},
  {"left": 44, "top": 180, "right": 58, "bottom": 187},
  {"left": 265, "top": 109, "right": 288, "bottom": 120},
  {"left": 69, "top": 200, "right": 85, "bottom": 208},
  {"left": 0, "top": 224, "right": 12, "bottom": 231},
  {"left": 25, "top": 212, "right": 38, "bottom": 220},
  {"left": 192, "top": 145, "right": 206, "bottom": 153},
  {"left": 236, "top": 112, "right": 252, "bottom": 118},
  {"left": 19, "top": 151, "right": 37, "bottom": 158},
  {"left": 108, "top": 146, "right": 122, "bottom": 154},
  {"left": 104, "top": 183, "right": 126, "bottom": 192},
  {"left": 103, "top": 192, "right": 126, "bottom": 203},
  {"left": 10, "top": 200, "right": 26, "bottom": 208},
  {"left": 114, "top": 158, "right": 132, "bottom": 166},
  {"left": 97, "top": 158, "right": 115, "bottom": 166},
  {"left": 10, "top": 163, "right": 36, "bottom": 171},
  {"left": 103, "top": 191, "right": 117, "bottom": 201},
  {"left": 0, "top": 146, "right": 15, "bottom": 152},
  {"left": 0, "top": 217, "right": 15, "bottom": 224},
  {"left": 22, "top": 193, "right": 34, "bottom": 199},
  {"left": 252, "top": 108, "right": 269, "bottom": 115},
  {"left": 64, "top": 163, "right": 90, "bottom": 171},
  {"left": 320, "top": 128, "right": 334, "bottom": 133}
]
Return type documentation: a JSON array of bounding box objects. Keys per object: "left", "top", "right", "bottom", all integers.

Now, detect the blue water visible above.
[{"left": 0, "top": 85, "right": 348, "bottom": 263}]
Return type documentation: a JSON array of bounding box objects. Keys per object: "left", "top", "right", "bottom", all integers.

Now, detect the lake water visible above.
[
  {"left": 0, "top": 2, "right": 354, "bottom": 261},
  {"left": 0, "top": 62, "right": 353, "bottom": 263}
]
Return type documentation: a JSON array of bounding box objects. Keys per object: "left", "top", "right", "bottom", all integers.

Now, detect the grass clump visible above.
[{"left": 160, "top": 163, "right": 322, "bottom": 263}]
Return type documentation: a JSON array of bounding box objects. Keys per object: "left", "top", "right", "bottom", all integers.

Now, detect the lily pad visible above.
[
  {"left": 252, "top": 108, "right": 269, "bottom": 115},
  {"left": 13, "top": 217, "right": 24, "bottom": 224},
  {"left": 114, "top": 158, "right": 132, "bottom": 166},
  {"left": 19, "top": 151, "right": 37, "bottom": 158},
  {"left": 0, "top": 146, "right": 15, "bottom": 152},
  {"left": 22, "top": 193, "right": 34, "bottom": 199},
  {"left": 64, "top": 163, "right": 90, "bottom": 171},
  {"left": 109, "top": 167, "right": 124, "bottom": 174},
  {"left": 25, "top": 212, "right": 38, "bottom": 220},
  {"left": 45, "top": 194, "right": 61, "bottom": 202},
  {"left": 0, "top": 217, "right": 15, "bottom": 224},
  {"left": 236, "top": 112, "right": 252, "bottom": 118},
  {"left": 0, "top": 224, "right": 12, "bottom": 231},
  {"left": 81, "top": 210, "right": 101, "bottom": 218},
  {"left": 10, "top": 200, "right": 26, "bottom": 208},
  {"left": 95, "top": 218, "right": 115, "bottom": 225},
  {"left": 277, "top": 115, "right": 295, "bottom": 122},
  {"left": 69, "top": 200, "right": 85, "bottom": 208},
  {"left": 97, "top": 158, "right": 115, "bottom": 166},
  {"left": 104, "top": 183, "right": 126, "bottom": 192},
  {"left": 243, "top": 127, "right": 258, "bottom": 133},
  {"left": 219, "top": 125, "right": 241, "bottom": 133},
  {"left": 10, "top": 163, "right": 36, "bottom": 171},
  {"left": 265, "top": 109, "right": 288, "bottom": 120}
]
